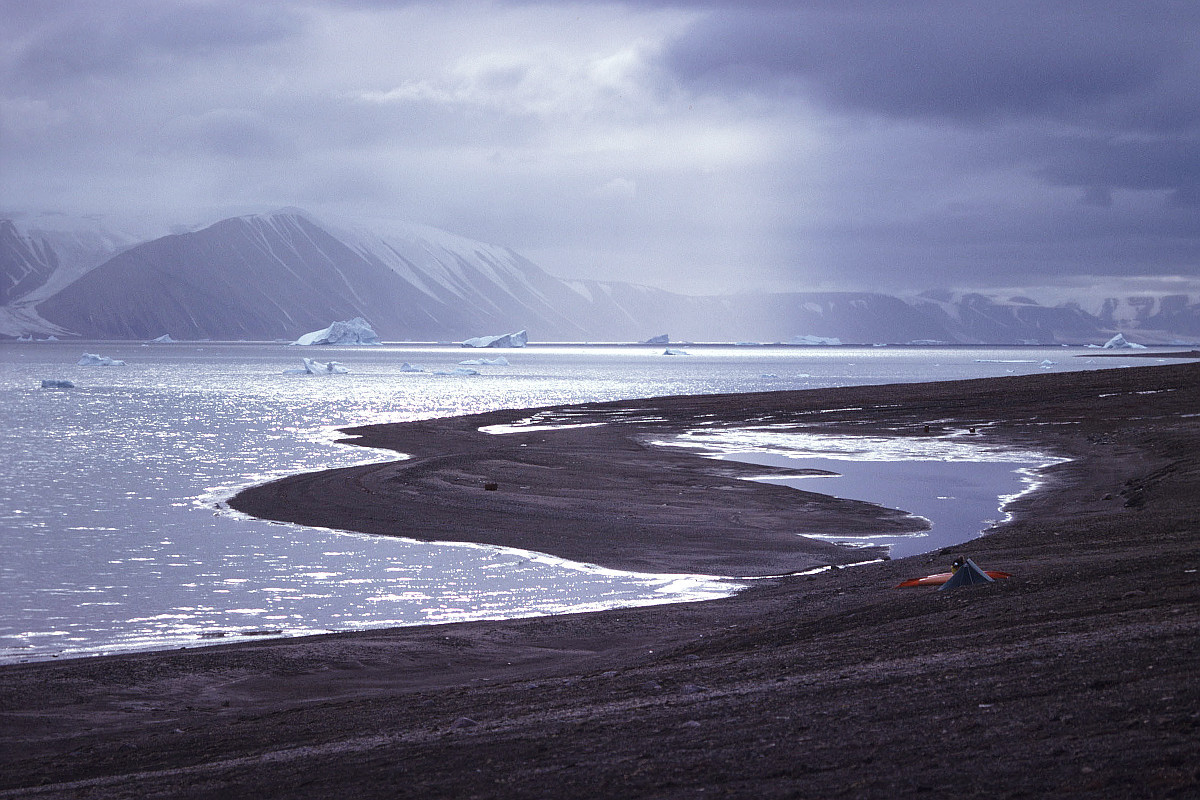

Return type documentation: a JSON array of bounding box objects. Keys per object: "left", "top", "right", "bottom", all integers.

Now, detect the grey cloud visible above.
[
  {"left": 663, "top": 1, "right": 1194, "bottom": 126},
  {"left": 1168, "top": 186, "right": 1200, "bottom": 208},
  {"left": 1035, "top": 135, "right": 1200, "bottom": 198},
  {"left": 157, "top": 109, "right": 296, "bottom": 160},
  {"left": 4, "top": 1, "right": 303, "bottom": 89}
]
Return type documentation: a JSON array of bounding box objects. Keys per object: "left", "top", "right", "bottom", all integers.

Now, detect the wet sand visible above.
[{"left": 2, "top": 362, "right": 1198, "bottom": 798}]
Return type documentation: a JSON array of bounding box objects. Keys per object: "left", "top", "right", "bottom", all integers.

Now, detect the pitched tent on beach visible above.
[{"left": 939, "top": 558, "right": 996, "bottom": 591}]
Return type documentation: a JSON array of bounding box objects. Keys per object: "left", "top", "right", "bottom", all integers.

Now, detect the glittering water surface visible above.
[{"left": 0, "top": 341, "right": 1176, "bottom": 662}]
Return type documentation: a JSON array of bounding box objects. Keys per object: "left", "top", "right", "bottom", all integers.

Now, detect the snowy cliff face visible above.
[
  {"left": 908, "top": 291, "right": 1107, "bottom": 345},
  {"left": 0, "top": 214, "right": 153, "bottom": 305},
  {"left": 0, "top": 220, "right": 60, "bottom": 306},
  {"left": 1097, "top": 295, "right": 1200, "bottom": 338},
  {"left": 0, "top": 214, "right": 157, "bottom": 336}
]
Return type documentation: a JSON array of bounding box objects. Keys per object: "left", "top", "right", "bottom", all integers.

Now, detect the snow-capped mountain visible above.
[
  {"left": 0, "top": 213, "right": 169, "bottom": 337},
  {"left": 5, "top": 206, "right": 1194, "bottom": 344},
  {"left": 1094, "top": 294, "right": 1200, "bottom": 340},
  {"left": 0, "top": 213, "right": 159, "bottom": 304},
  {"left": 33, "top": 209, "right": 613, "bottom": 341},
  {"left": 907, "top": 291, "right": 1109, "bottom": 345}
]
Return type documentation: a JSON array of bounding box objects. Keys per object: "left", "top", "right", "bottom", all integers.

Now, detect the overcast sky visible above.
[{"left": 2, "top": 0, "right": 1198, "bottom": 297}]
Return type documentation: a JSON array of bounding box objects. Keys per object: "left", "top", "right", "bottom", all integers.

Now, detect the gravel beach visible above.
[{"left": 2, "top": 361, "right": 1198, "bottom": 798}]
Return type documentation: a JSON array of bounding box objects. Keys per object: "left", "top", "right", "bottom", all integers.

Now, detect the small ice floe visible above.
[
  {"left": 40, "top": 379, "right": 76, "bottom": 389},
  {"left": 292, "top": 317, "right": 381, "bottom": 346},
  {"left": 461, "top": 329, "right": 528, "bottom": 348},
  {"left": 433, "top": 366, "right": 479, "bottom": 375},
  {"left": 1039, "top": 359, "right": 1057, "bottom": 368},
  {"left": 663, "top": 348, "right": 690, "bottom": 356},
  {"left": 459, "top": 356, "right": 509, "bottom": 366},
  {"left": 77, "top": 353, "right": 126, "bottom": 366},
  {"left": 284, "top": 358, "right": 350, "bottom": 374},
  {"left": 399, "top": 362, "right": 425, "bottom": 372}
]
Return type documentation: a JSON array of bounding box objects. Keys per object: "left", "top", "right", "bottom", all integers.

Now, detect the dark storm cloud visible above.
[
  {"left": 639, "top": 0, "right": 1200, "bottom": 292},
  {"left": 663, "top": 1, "right": 1194, "bottom": 125}
]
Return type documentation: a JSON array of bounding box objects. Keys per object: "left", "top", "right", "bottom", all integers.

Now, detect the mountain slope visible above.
[
  {"left": 19, "top": 207, "right": 1154, "bottom": 344},
  {"left": 36, "top": 211, "right": 597, "bottom": 341},
  {"left": 0, "top": 214, "right": 155, "bottom": 336}
]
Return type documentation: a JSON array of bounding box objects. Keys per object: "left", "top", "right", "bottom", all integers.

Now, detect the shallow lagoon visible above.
[{"left": 0, "top": 341, "right": 1179, "bottom": 662}]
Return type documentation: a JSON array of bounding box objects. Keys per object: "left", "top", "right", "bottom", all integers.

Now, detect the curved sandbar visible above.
[{"left": 229, "top": 395, "right": 927, "bottom": 576}]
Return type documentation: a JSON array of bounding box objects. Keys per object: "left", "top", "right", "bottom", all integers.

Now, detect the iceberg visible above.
[
  {"left": 40, "top": 379, "right": 76, "bottom": 389},
  {"left": 399, "top": 362, "right": 425, "bottom": 372},
  {"left": 789, "top": 335, "right": 842, "bottom": 346},
  {"left": 459, "top": 356, "right": 510, "bottom": 366},
  {"left": 77, "top": 353, "right": 126, "bottom": 366},
  {"left": 1101, "top": 333, "right": 1147, "bottom": 350},
  {"left": 149, "top": 334, "right": 175, "bottom": 343},
  {"left": 642, "top": 334, "right": 669, "bottom": 344},
  {"left": 292, "top": 318, "right": 381, "bottom": 346},
  {"left": 432, "top": 366, "right": 480, "bottom": 375},
  {"left": 284, "top": 358, "right": 350, "bottom": 375},
  {"left": 461, "top": 330, "right": 528, "bottom": 348},
  {"left": 663, "top": 348, "right": 690, "bottom": 356}
]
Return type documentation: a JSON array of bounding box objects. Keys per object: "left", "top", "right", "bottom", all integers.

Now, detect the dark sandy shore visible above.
[{"left": 2, "top": 362, "right": 1199, "bottom": 798}]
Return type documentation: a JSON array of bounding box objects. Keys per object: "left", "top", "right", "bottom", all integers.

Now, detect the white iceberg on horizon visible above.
[
  {"left": 292, "top": 318, "right": 381, "bottom": 346},
  {"left": 77, "top": 353, "right": 126, "bottom": 366},
  {"left": 1101, "top": 333, "right": 1147, "bottom": 350},
  {"left": 461, "top": 330, "right": 527, "bottom": 348},
  {"left": 642, "top": 333, "right": 669, "bottom": 344},
  {"left": 149, "top": 334, "right": 175, "bottom": 343},
  {"left": 789, "top": 335, "right": 842, "bottom": 346}
]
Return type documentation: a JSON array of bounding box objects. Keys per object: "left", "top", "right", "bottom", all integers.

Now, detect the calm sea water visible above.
[{"left": 0, "top": 341, "right": 1178, "bottom": 662}]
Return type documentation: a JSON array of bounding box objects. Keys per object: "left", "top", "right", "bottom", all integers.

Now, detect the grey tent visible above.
[{"left": 938, "top": 558, "right": 995, "bottom": 591}]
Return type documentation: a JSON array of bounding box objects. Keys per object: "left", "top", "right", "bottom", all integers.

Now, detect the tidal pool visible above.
[{"left": 661, "top": 429, "right": 1069, "bottom": 558}]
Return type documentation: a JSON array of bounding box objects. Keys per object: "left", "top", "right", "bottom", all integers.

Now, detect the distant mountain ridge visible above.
[{"left": 3, "top": 208, "right": 1197, "bottom": 344}]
